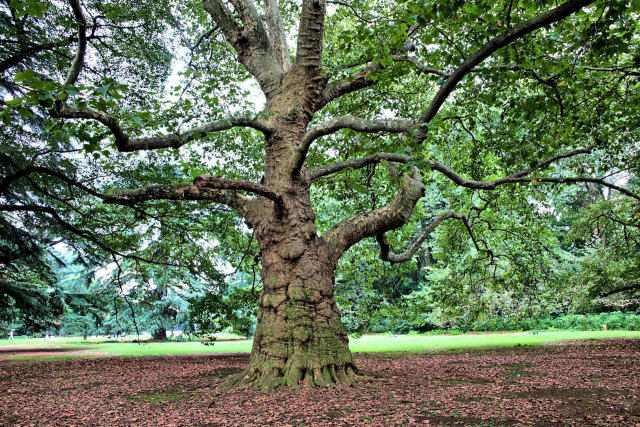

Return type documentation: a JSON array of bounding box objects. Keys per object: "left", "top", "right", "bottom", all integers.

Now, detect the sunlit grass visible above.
[
  {"left": 348, "top": 330, "right": 640, "bottom": 353},
  {"left": 1, "top": 330, "right": 639, "bottom": 360}
]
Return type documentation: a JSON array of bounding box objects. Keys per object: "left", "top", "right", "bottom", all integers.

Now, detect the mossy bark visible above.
[
  {"left": 229, "top": 238, "right": 358, "bottom": 389},
  {"left": 227, "top": 65, "right": 362, "bottom": 389}
]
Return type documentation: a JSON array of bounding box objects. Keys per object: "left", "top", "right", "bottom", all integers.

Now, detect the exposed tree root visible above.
[{"left": 226, "top": 360, "right": 363, "bottom": 390}]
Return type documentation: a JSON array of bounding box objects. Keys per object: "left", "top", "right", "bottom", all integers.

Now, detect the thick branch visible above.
[
  {"left": 319, "top": 169, "right": 424, "bottom": 264},
  {"left": 203, "top": 0, "right": 281, "bottom": 94},
  {"left": 193, "top": 175, "right": 283, "bottom": 206},
  {"left": 103, "top": 185, "right": 250, "bottom": 216},
  {"left": 264, "top": 0, "right": 291, "bottom": 70},
  {"left": 293, "top": 116, "right": 413, "bottom": 176},
  {"left": 296, "top": 0, "right": 327, "bottom": 71},
  {"left": 376, "top": 211, "right": 459, "bottom": 263},
  {"left": 413, "top": 0, "right": 597, "bottom": 142},
  {"left": 64, "top": 0, "right": 87, "bottom": 87},
  {"left": 50, "top": 104, "right": 274, "bottom": 152}
]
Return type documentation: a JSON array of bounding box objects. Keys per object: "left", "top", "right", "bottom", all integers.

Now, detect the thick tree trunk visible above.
[
  {"left": 227, "top": 67, "right": 362, "bottom": 389},
  {"left": 230, "top": 240, "right": 357, "bottom": 389},
  {"left": 152, "top": 326, "right": 167, "bottom": 341},
  {"left": 230, "top": 154, "right": 359, "bottom": 388}
]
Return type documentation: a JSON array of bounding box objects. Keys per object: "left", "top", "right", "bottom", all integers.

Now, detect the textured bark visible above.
[
  {"left": 229, "top": 165, "right": 359, "bottom": 388},
  {"left": 222, "top": 66, "right": 364, "bottom": 389},
  {"left": 228, "top": 237, "right": 358, "bottom": 389}
]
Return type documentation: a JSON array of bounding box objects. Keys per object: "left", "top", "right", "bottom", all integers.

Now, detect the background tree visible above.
[{"left": 1, "top": 0, "right": 639, "bottom": 389}]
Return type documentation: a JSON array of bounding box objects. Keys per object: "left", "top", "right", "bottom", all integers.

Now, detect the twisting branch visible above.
[
  {"left": 293, "top": 115, "right": 413, "bottom": 176},
  {"left": 51, "top": 105, "right": 274, "bottom": 152},
  {"left": 309, "top": 147, "right": 640, "bottom": 201},
  {"left": 52, "top": 1, "right": 274, "bottom": 152},
  {"left": 319, "top": 167, "right": 425, "bottom": 265},
  {"left": 63, "top": 0, "right": 87, "bottom": 87},
  {"left": 413, "top": 0, "right": 597, "bottom": 142},
  {"left": 376, "top": 211, "right": 460, "bottom": 263},
  {"left": 102, "top": 185, "right": 251, "bottom": 216},
  {"left": 0, "top": 165, "right": 266, "bottom": 217},
  {"left": 309, "top": 152, "right": 411, "bottom": 181}
]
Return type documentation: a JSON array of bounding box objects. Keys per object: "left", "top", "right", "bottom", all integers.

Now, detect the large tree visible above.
[{"left": 1, "top": 0, "right": 639, "bottom": 388}]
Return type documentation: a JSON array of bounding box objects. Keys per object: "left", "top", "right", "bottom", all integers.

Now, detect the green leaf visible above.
[
  {"left": 14, "top": 69, "right": 34, "bottom": 82},
  {"left": 95, "top": 84, "right": 111, "bottom": 95}
]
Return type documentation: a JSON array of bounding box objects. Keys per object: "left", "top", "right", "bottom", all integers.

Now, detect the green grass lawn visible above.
[{"left": 1, "top": 330, "right": 639, "bottom": 359}]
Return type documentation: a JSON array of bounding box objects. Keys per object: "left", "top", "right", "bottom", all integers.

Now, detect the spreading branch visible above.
[
  {"left": 293, "top": 116, "right": 413, "bottom": 176},
  {"left": 319, "top": 168, "right": 424, "bottom": 264},
  {"left": 102, "top": 185, "right": 251, "bottom": 216},
  {"left": 310, "top": 146, "right": 639, "bottom": 198},
  {"left": 50, "top": 105, "right": 274, "bottom": 152},
  {"left": 413, "top": 0, "right": 597, "bottom": 142},
  {"left": 376, "top": 211, "right": 460, "bottom": 263},
  {"left": 51, "top": 1, "right": 273, "bottom": 152}
]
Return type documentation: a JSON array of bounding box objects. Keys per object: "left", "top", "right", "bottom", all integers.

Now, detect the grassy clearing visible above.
[
  {"left": 349, "top": 330, "right": 640, "bottom": 353},
  {"left": 1, "top": 330, "right": 639, "bottom": 359}
]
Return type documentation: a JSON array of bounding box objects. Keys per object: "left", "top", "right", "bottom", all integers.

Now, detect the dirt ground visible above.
[
  {"left": 0, "top": 345, "right": 104, "bottom": 360},
  {"left": 0, "top": 339, "right": 638, "bottom": 426}
]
